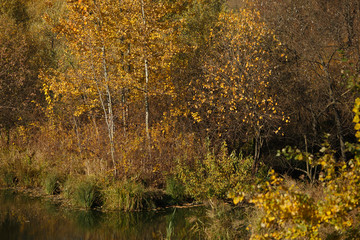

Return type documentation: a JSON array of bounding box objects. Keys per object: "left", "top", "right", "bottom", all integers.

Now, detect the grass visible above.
[
  {"left": 72, "top": 177, "right": 103, "bottom": 209},
  {"left": 43, "top": 173, "right": 61, "bottom": 195},
  {"left": 104, "top": 179, "right": 165, "bottom": 211},
  {"left": 0, "top": 146, "right": 45, "bottom": 188},
  {"left": 0, "top": 170, "right": 17, "bottom": 187}
]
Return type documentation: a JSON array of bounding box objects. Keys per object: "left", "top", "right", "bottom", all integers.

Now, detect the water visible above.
[{"left": 0, "top": 190, "right": 205, "bottom": 240}]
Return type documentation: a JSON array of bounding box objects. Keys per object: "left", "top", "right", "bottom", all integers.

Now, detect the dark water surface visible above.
[{"left": 0, "top": 190, "right": 205, "bottom": 240}]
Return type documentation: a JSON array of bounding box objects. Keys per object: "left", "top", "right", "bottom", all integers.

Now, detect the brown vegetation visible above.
[{"left": 1, "top": 0, "right": 360, "bottom": 238}]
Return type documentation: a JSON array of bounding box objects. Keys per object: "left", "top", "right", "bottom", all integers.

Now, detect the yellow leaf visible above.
[
  {"left": 227, "top": 192, "right": 235, "bottom": 198},
  {"left": 353, "top": 115, "right": 360, "bottom": 123},
  {"left": 355, "top": 131, "right": 360, "bottom": 139},
  {"left": 233, "top": 195, "right": 244, "bottom": 205}
]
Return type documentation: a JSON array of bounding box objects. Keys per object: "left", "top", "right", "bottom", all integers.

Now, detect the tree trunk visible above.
[
  {"left": 122, "top": 88, "right": 128, "bottom": 137},
  {"left": 6, "top": 128, "right": 10, "bottom": 147},
  {"left": 73, "top": 117, "right": 83, "bottom": 158},
  {"left": 101, "top": 45, "right": 117, "bottom": 176},
  {"left": 333, "top": 105, "right": 346, "bottom": 160},
  {"left": 322, "top": 59, "right": 346, "bottom": 160},
  {"left": 252, "top": 135, "right": 263, "bottom": 174},
  {"left": 141, "top": 0, "right": 152, "bottom": 163}
]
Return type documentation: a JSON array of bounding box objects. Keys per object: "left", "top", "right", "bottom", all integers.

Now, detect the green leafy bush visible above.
[
  {"left": 176, "top": 140, "right": 260, "bottom": 200},
  {"left": 165, "top": 176, "right": 186, "bottom": 204}
]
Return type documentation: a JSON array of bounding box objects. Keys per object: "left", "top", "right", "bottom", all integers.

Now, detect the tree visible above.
[
  {"left": 251, "top": 0, "right": 360, "bottom": 159},
  {"left": 0, "top": 15, "right": 34, "bottom": 145},
  {"left": 0, "top": 0, "right": 29, "bottom": 25},
  {"left": 42, "top": 0, "right": 192, "bottom": 175},
  {"left": 187, "top": 8, "right": 287, "bottom": 171},
  {"left": 42, "top": 0, "right": 124, "bottom": 174}
]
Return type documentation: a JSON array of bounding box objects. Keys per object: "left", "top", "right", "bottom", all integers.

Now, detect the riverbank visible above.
[
  {"left": 1, "top": 185, "right": 205, "bottom": 212},
  {"left": 0, "top": 145, "right": 193, "bottom": 212},
  {"left": 0, "top": 188, "right": 208, "bottom": 240},
  {"left": 0, "top": 186, "right": 73, "bottom": 209},
  {"left": 0, "top": 182, "right": 202, "bottom": 212}
]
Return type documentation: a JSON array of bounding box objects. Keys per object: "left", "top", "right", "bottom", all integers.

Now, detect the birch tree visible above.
[
  {"left": 189, "top": 9, "right": 287, "bottom": 172},
  {"left": 43, "top": 0, "right": 126, "bottom": 174},
  {"left": 42, "top": 0, "right": 189, "bottom": 174}
]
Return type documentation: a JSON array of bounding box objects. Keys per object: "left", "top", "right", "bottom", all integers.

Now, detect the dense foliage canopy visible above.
[{"left": 1, "top": 0, "right": 360, "bottom": 238}]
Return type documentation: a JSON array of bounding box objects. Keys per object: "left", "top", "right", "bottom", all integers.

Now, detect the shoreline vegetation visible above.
[
  {"left": 0, "top": 186, "right": 205, "bottom": 212},
  {"left": 1, "top": 0, "right": 360, "bottom": 239}
]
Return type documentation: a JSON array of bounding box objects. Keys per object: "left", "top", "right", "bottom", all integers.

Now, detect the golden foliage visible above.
[
  {"left": 231, "top": 98, "right": 360, "bottom": 239},
  {"left": 189, "top": 8, "right": 288, "bottom": 142}
]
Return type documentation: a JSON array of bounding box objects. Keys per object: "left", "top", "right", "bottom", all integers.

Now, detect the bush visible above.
[
  {"left": 0, "top": 147, "right": 44, "bottom": 188},
  {"left": 73, "top": 178, "right": 102, "bottom": 209},
  {"left": 176, "top": 140, "right": 260, "bottom": 201},
  {"left": 63, "top": 176, "right": 77, "bottom": 199},
  {"left": 230, "top": 98, "right": 360, "bottom": 239},
  {"left": 0, "top": 170, "right": 17, "bottom": 187},
  {"left": 104, "top": 180, "right": 161, "bottom": 211},
  {"left": 43, "top": 173, "right": 61, "bottom": 195},
  {"left": 165, "top": 176, "right": 186, "bottom": 204}
]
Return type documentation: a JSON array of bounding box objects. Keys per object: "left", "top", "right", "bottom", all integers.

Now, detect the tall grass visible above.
[
  {"left": 104, "top": 180, "right": 163, "bottom": 211},
  {"left": 72, "top": 178, "right": 103, "bottom": 209},
  {"left": 43, "top": 173, "right": 61, "bottom": 195},
  {"left": 0, "top": 146, "right": 45, "bottom": 188},
  {"left": 0, "top": 170, "right": 17, "bottom": 187}
]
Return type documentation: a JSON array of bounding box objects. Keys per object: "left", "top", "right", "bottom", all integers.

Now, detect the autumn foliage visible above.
[
  {"left": 242, "top": 99, "right": 360, "bottom": 239},
  {"left": 1, "top": 0, "right": 360, "bottom": 238}
]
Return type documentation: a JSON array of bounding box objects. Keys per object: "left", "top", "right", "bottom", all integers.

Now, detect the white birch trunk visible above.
[{"left": 141, "top": 0, "right": 152, "bottom": 162}]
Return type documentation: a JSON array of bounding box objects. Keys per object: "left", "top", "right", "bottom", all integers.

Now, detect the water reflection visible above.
[{"left": 0, "top": 190, "right": 204, "bottom": 240}]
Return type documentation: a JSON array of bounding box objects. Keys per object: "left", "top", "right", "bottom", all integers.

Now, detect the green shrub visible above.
[
  {"left": 43, "top": 173, "right": 60, "bottom": 195},
  {"left": 165, "top": 176, "right": 186, "bottom": 204},
  {"left": 176, "top": 140, "right": 260, "bottom": 200},
  {"left": 73, "top": 178, "right": 102, "bottom": 209},
  {"left": 104, "top": 180, "right": 160, "bottom": 211},
  {"left": 63, "top": 176, "right": 77, "bottom": 199},
  {"left": 0, "top": 170, "right": 17, "bottom": 187}
]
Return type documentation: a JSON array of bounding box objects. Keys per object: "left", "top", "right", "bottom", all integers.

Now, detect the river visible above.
[{"left": 0, "top": 189, "right": 205, "bottom": 240}]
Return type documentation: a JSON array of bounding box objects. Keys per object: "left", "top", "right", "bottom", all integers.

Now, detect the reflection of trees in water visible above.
[
  {"left": 101, "top": 211, "right": 164, "bottom": 239},
  {"left": 102, "top": 208, "right": 205, "bottom": 240},
  {"left": 0, "top": 190, "right": 206, "bottom": 240},
  {"left": 72, "top": 210, "right": 103, "bottom": 230},
  {"left": 0, "top": 210, "right": 22, "bottom": 239}
]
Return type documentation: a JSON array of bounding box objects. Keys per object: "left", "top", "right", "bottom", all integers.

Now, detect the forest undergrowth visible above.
[{"left": 1, "top": 0, "right": 360, "bottom": 239}]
